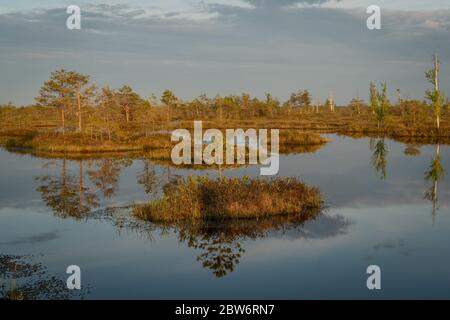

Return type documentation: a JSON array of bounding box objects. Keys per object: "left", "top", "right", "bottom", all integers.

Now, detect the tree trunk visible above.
[
  {"left": 61, "top": 108, "right": 65, "bottom": 135},
  {"left": 434, "top": 54, "right": 439, "bottom": 92},
  {"left": 107, "top": 117, "right": 111, "bottom": 142},
  {"left": 79, "top": 160, "right": 84, "bottom": 215},
  {"left": 434, "top": 54, "right": 440, "bottom": 130},
  {"left": 167, "top": 105, "right": 171, "bottom": 124},
  {"left": 77, "top": 84, "right": 82, "bottom": 132}
]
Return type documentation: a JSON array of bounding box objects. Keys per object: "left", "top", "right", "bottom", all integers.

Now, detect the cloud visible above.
[
  {"left": 1, "top": 2, "right": 450, "bottom": 105},
  {"left": 89, "top": 4, "right": 147, "bottom": 19},
  {"left": 0, "top": 230, "right": 61, "bottom": 245},
  {"left": 244, "top": 0, "right": 339, "bottom": 8}
]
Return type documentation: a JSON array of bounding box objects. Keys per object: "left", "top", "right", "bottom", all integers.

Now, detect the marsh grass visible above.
[
  {"left": 279, "top": 130, "right": 327, "bottom": 146},
  {"left": 133, "top": 176, "right": 322, "bottom": 222},
  {"left": 0, "top": 127, "right": 327, "bottom": 159}
]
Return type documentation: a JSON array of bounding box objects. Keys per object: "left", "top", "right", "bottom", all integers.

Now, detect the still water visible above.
[{"left": 0, "top": 134, "right": 449, "bottom": 299}]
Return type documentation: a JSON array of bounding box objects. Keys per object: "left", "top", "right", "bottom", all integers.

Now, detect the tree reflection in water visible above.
[
  {"left": 0, "top": 255, "right": 86, "bottom": 300},
  {"left": 368, "top": 139, "right": 447, "bottom": 223},
  {"left": 424, "top": 144, "right": 445, "bottom": 223},
  {"left": 98, "top": 207, "right": 350, "bottom": 278},
  {"left": 87, "top": 158, "right": 132, "bottom": 198},
  {"left": 370, "top": 137, "right": 388, "bottom": 180},
  {"left": 137, "top": 159, "right": 160, "bottom": 196},
  {"left": 35, "top": 157, "right": 181, "bottom": 220},
  {"left": 35, "top": 159, "right": 99, "bottom": 219}
]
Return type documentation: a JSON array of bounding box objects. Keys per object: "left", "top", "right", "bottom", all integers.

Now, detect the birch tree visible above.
[
  {"left": 425, "top": 53, "right": 444, "bottom": 130},
  {"left": 375, "top": 82, "right": 390, "bottom": 128}
]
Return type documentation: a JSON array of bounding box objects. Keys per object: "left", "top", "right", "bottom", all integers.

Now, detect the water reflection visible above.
[
  {"left": 404, "top": 144, "right": 421, "bottom": 156},
  {"left": 0, "top": 254, "right": 86, "bottom": 300},
  {"left": 30, "top": 138, "right": 448, "bottom": 230},
  {"left": 35, "top": 159, "right": 99, "bottom": 219},
  {"left": 31, "top": 140, "right": 448, "bottom": 229},
  {"left": 87, "top": 159, "right": 131, "bottom": 198},
  {"left": 137, "top": 159, "right": 160, "bottom": 196},
  {"left": 424, "top": 144, "right": 446, "bottom": 222},
  {"left": 2, "top": 135, "right": 450, "bottom": 298},
  {"left": 97, "top": 208, "right": 350, "bottom": 278},
  {"left": 370, "top": 138, "right": 388, "bottom": 180}
]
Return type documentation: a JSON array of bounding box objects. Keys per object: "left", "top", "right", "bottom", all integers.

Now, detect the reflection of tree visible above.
[
  {"left": 137, "top": 160, "right": 159, "bottom": 196},
  {"left": 370, "top": 138, "right": 388, "bottom": 180},
  {"left": 404, "top": 144, "right": 421, "bottom": 156},
  {"left": 87, "top": 159, "right": 131, "bottom": 198},
  {"left": 36, "top": 159, "right": 99, "bottom": 219},
  {"left": 0, "top": 255, "right": 86, "bottom": 300},
  {"left": 105, "top": 204, "right": 350, "bottom": 277},
  {"left": 177, "top": 222, "right": 246, "bottom": 278},
  {"left": 424, "top": 145, "right": 445, "bottom": 223},
  {"left": 95, "top": 206, "right": 351, "bottom": 278},
  {"left": 170, "top": 211, "right": 339, "bottom": 277}
]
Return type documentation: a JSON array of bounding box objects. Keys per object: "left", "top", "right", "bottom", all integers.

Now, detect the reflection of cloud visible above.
[
  {"left": 373, "top": 238, "right": 415, "bottom": 256},
  {"left": 330, "top": 177, "right": 450, "bottom": 209},
  {"left": 271, "top": 214, "right": 351, "bottom": 239},
  {"left": 0, "top": 230, "right": 61, "bottom": 246}
]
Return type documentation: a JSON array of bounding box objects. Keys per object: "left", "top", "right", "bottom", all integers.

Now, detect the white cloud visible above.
[{"left": 1, "top": 1, "right": 450, "bottom": 105}]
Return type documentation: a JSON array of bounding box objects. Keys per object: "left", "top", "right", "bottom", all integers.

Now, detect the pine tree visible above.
[
  {"left": 161, "top": 89, "right": 178, "bottom": 124},
  {"left": 36, "top": 69, "right": 93, "bottom": 133},
  {"left": 116, "top": 85, "right": 141, "bottom": 124}
]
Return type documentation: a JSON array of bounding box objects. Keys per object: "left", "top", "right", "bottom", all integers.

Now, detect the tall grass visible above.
[
  {"left": 0, "top": 128, "right": 328, "bottom": 156},
  {"left": 133, "top": 176, "right": 322, "bottom": 222}
]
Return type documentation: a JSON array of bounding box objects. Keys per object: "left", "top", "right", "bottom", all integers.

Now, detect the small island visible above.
[{"left": 133, "top": 176, "right": 323, "bottom": 222}]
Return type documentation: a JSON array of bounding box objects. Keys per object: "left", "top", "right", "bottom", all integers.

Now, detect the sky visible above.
[{"left": 1, "top": 0, "right": 450, "bottom": 105}]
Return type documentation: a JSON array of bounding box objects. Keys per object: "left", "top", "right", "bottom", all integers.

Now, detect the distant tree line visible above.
[{"left": 1, "top": 54, "right": 449, "bottom": 140}]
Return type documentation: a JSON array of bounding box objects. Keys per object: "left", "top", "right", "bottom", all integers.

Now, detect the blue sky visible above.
[{"left": 1, "top": 0, "right": 450, "bottom": 105}]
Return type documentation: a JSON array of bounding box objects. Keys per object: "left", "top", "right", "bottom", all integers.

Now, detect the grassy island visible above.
[{"left": 133, "top": 176, "right": 323, "bottom": 222}]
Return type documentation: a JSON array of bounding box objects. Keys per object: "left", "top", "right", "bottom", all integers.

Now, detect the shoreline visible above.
[{"left": 0, "top": 128, "right": 330, "bottom": 157}]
